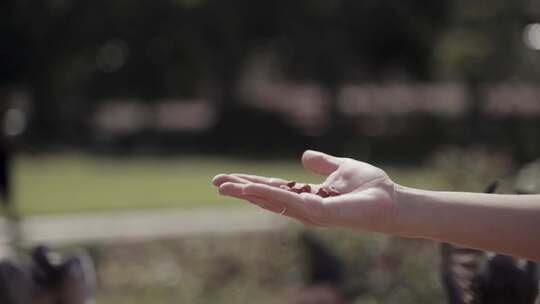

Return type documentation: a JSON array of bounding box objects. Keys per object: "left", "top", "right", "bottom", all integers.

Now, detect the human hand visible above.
[{"left": 212, "top": 150, "right": 401, "bottom": 234}]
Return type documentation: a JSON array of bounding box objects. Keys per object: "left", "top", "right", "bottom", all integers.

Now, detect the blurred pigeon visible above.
[{"left": 0, "top": 246, "right": 96, "bottom": 304}]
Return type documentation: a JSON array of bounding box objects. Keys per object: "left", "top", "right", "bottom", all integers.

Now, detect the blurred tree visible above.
[
  {"left": 0, "top": 1, "right": 25, "bottom": 88},
  {"left": 433, "top": 0, "right": 534, "bottom": 159},
  {"left": 273, "top": 0, "right": 451, "bottom": 154},
  {"left": 435, "top": 0, "right": 528, "bottom": 81},
  {"left": 20, "top": 0, "right": 540, "bottom": 157}
]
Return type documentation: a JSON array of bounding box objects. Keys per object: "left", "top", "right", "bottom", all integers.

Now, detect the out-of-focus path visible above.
[{"left": 0, "top": 207, "right": 288, "bottom": 247}]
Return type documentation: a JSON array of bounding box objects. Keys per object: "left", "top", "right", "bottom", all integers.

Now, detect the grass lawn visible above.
[
  {"left": 13, "top": 154, "right": 320, "bottom": 215},
  {"left": 12, "top": 153, "right": 502, "bottom": 215}
]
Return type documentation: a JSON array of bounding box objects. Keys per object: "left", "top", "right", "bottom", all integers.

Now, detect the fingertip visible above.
[
  {"left": 217, "top": 181, "right": 230, "bottom": 193},
  {"left": 301, "top": 150, "right": 340, "bottom": 176},
  {"left": 301, "top": 149, "right": 318, "bottom": 160},
  {"left": 302, "top": 150, "right": 327, "bottom": 165},
  {"left": 242, "top": 182, "right": 257, "bottom": 195},
  {"left": 212, "top": 174, "right": 228, "bottom": 186},
  {"left": 218, "top": 182, "right": 244, "bottom": 197}
]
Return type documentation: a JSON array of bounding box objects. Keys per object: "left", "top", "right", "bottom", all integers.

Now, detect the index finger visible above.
[
  {"left": 212, "top": 174, "right": 252, "bottom": 187},
  {"left": 231, "top": 174, "right": 289, "bottom": 187}
]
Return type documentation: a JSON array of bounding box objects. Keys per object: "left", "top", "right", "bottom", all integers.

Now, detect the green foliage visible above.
[{"left": 433, "top": 0, "right": 531, "bottom": 80}]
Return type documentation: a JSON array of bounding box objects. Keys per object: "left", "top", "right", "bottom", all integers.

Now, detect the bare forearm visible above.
[{"left": 395, "top": 185, "right": 540, "bottom": 261}]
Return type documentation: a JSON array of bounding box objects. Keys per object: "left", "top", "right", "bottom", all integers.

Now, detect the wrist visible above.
[{"left": 393, "top": 184, "right": 435, "bottom": 239}]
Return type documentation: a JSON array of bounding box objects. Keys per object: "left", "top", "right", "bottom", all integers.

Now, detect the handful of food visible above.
[{"left": 280, "top": 181, "right": 341, "bottom": 198}]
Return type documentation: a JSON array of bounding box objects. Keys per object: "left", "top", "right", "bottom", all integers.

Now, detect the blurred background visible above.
[{"left": 1, "top": 0, "right": 540, "bottom": 303}]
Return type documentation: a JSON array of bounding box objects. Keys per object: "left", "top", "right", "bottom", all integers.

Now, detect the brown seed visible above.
[
  {"left": 283, "top": 181, "right": 317, "bottom": 195},
  {"left": 326, "top": 186, "right": 341, "bottom": 196},
  {"left": 328, "top": 190, "right": 341, "bottom": 197},
  {"left": 316, "top": 188, "right": 330, "bottom": 198},
  {"left": 316, "top": 186, "right": 341, "bottom": 198},
  {"left": 300, "top": 184, "right": 312, "bottom": 193}
]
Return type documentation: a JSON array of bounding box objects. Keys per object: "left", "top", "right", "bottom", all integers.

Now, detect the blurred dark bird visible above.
[
  {"left": 291, "top": 231, "right": 346, "bottom": 304},
  {"left": 0, "top": 246, "right": 95, "bottom": 304},
  {"left": 300, "top": 232, "right": 344, "bottom": 287}
]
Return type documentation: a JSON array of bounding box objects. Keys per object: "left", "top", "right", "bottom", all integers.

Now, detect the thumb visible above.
[{"left": 301, "top": 150, "right": 342, "bottom": 176}]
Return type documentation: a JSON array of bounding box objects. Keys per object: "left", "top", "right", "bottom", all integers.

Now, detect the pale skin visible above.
[{"left": 212, "top": 150, "right": 540, "bottom": 262}]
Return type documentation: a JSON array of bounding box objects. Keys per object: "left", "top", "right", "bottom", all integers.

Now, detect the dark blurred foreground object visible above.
[
  {"left": 0, "top": 141, "right": 10, "bottom": 209},
  {"left": 289, "top": 232, "right": 346, "bottom": 304},
  {"left": 441, "top": 161, "right": 540, "bottom": 304},
  {"left": 441, "top": 245, "right": 539, "bottom": 304},
  {"left": 0, "top": 246, "right": 96, "bottom": 304},
  {"left": 0, "top": 108, "right": 12, "bottom": 209}
]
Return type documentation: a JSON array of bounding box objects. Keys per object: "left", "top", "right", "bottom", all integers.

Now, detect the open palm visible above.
[{"left": 212, "top": 150, "right": 399, "bottom": 233}]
